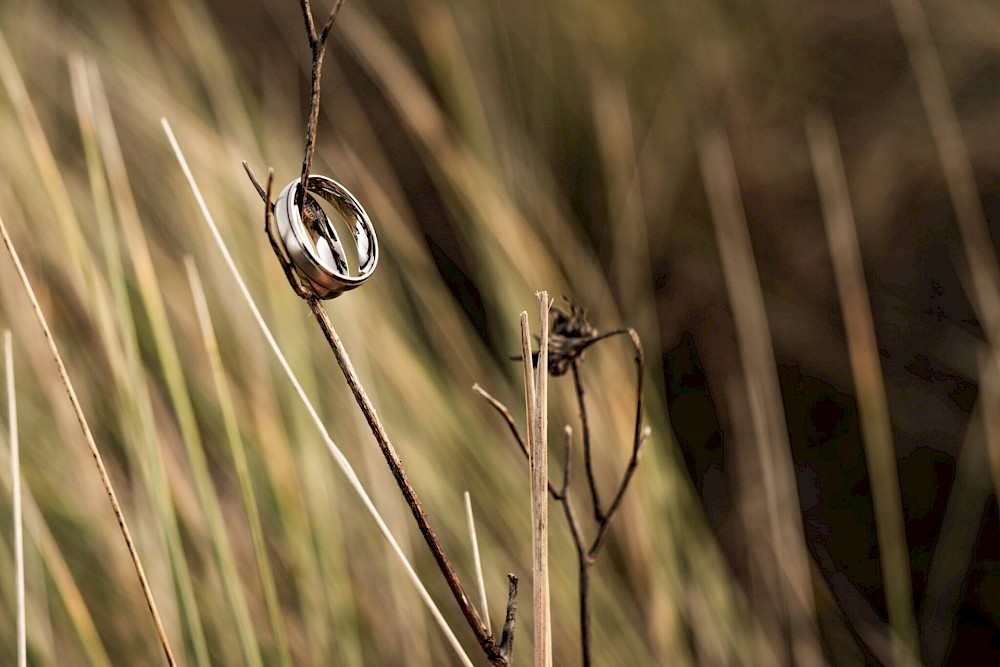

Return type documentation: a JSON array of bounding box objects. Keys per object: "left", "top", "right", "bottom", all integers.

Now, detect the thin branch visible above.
[
  {"left": 473, "top": 385, "right": 529, "bottom": 460},
  {"left": 559, "top": 425, "right": 572, "bottom": 498},
  {"left": 0, "top": 214, "right": 177, "bottom": 666},
  {"left": 242, "top": 160, "right": 266, "bottom": 200},
  {"left": 297, "top": 0, "right": 346, "bottom": 209},
  {"left": 474, "top": 384, "right": 566, "bottom": 501},
  {"left": 250, "top": 6, "right": 514, "bottom": 661},
  {"left": 589, "top": 328, "right": 646, "bottom": 558},
  {"left": 499, "top": 574, "right": 519, "bottom": 663},
  {"left": 571, "top": 359, "right": 601, "bottom": 521},
  {"left": 306, "top": 299, "right": 506, "bottom": 665},
  {"left": 243, "top": 162, "right": 314, "bottom": 299},
  {"left": 557, "top": 428, "right": 592, "bottom": 666}
]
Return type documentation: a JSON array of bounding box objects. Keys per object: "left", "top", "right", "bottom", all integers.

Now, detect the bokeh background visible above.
[{"left": 0, "top": 0, "right": 998, "bottom": 664}]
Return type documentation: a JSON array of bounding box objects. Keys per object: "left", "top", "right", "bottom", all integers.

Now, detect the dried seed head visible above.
[{"left": 546, "top": 298, "right": 597, "bottom": 376}]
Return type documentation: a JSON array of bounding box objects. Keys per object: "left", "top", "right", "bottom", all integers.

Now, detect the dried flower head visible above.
[{"left": 546, "top": 298, "right": 598, "bottom": 375}]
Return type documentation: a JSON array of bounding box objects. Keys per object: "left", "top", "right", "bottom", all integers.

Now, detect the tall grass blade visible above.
[
  {"left": 806, "top": 111, "right": 921, "bottom": 667},
  {"left": 697, "top": 125, "right": 824, "bottom": 667},
  {"left": 0, "top": 429, "right": 113, "bottom": 667},
  {"left": 464, "top": 490, "right": 492, "bottom": 636}
]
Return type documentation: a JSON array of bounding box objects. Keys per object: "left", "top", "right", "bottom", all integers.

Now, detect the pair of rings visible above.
[{"left": 274, "top": 175, "right": 379, "bottom": 299}]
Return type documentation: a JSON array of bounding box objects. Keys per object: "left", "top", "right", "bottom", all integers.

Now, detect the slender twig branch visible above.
[
  {"left": 473, "top": 384, "right": 562, "bottom": 500},
  {"left": 244, "top": 164, "right": 503, "bottom": 662},
  {"left": 297, "top": 0, "right": 346, "bottom": 209},
  {"left": 307, "top": 299, "right": 506, "bottom": 665},
  {"left": 499, "top": 574, "right": 519, "bottom": 663},
  {"left": 589, "top": 327, "right": 646, "bottom": 558},
  {"left": 556, "top": 427, "right": 587, "bottom": 557},
  {"left": 242, "top": 160, "right": 266, "bottom": 200},
  {"left": 243, "top": 162, "right": 315, "bottom": 300},
  {"left": 571, "top": 359, "right": 601, "bottom": 520}
]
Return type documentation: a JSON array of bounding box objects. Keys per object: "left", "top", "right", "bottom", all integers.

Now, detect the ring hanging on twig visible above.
[{"left": 275, "top": 175, "right": 379, "bottom": 299}]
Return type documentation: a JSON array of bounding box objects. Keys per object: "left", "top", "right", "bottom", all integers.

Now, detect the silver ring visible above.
[{"left": 274, "top": 175, "right": 379, "bottom": 299}]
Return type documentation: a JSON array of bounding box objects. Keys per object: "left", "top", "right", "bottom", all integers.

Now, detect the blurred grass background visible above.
[{"left": 0, "top": 0, "right": 998, "bottom": 664}]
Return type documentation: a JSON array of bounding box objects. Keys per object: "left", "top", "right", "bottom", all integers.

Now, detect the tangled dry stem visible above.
[{"left": 476, "top": 318, "right": 648, "bottom": 667}]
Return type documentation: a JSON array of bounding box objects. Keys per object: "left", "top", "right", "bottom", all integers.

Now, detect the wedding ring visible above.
[{"left": 274, "top": 175, "right": 379, "bottom": 299}]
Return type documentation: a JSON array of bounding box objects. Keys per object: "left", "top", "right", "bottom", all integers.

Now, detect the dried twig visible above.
[
  {"left": 308, "top": 299, "right": 506, "bottom": 663},
  {"left": 297, "top": 0, "right": 345, "bottom": 209},
  {"left": 499, "top": 574, "right": 519, "bottom": 664},
  {"left": 478, "top": 305, "right": 648, "bottom": 666}
]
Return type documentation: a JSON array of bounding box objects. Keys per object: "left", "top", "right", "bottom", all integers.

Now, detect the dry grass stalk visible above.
[
  {"left": 806, "top": 111, "right": 921, "bottom": 667},
  {"left": 522, "top": 294, "right": 554, "bottom": 667},
  {"left": 465, "top": 491, "right": 493, "bottom": 636},
  {"left": 0, "top": 214, "right": 177, "bottom": 665},
  {"left": 6, "top": 330, "right": 26, "bottom": 667}
]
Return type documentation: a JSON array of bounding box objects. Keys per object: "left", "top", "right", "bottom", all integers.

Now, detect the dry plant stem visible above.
[
  {"left": 0, "top": 215, "right": 177, "bottom": 666},
  {"left": 297, "top": 0, "right": 345, "bottom": 209},
  {"left": 499, "top": 574, "right": 519, "bottom": 663},
  {"left": 557, "top": 426, "right": 593, "bottom": 667},
  {"left": 572, "top": 360, "right": 601, "bottom": 519},
  {"left": 307, "top": 299, "right": 506, "bottom": 665},
  {"left": 524, "top": 295, "right": 553, "bottom": 667},
  {"left": 6, "top": 331, "right": 26, "bottom": 667}
]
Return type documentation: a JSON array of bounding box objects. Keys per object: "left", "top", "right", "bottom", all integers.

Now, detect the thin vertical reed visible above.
[{"left": 6, "top": 330, "right": 26, "bottom": 667}]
